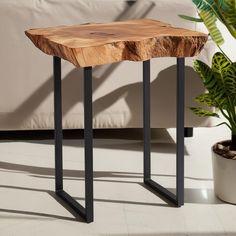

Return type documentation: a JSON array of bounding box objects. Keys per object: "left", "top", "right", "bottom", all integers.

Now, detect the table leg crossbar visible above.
[{"left": 53, "top": 56, "right": 185, "bottom": 223}]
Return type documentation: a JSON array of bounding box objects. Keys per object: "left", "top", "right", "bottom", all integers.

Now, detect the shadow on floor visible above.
[
  {"left": 0, "top": 188, "right": 223, "bottom": 223},
  {"left": 0, "top": 156, "right": 222, "bottom": 222},
  {"left": 0, "top": 207, "right": 78, "bottom": 222},
  {"left": 0, "top": 160, "right": 221, "bottom": 205},
  {"left": 0, "top": 184, "right": 168, "bottom": 222},
  {"left": 0, "top": 161, "right": 212, "bottom": 183},
  {"left": 0, "top": 183, "right": 223, "bottom": 222},
  {"left": 0, "top": 184, "right": 90, "bottom": 222},
  {"left": 0, "top": 186, "right": 84, "bottom": 222}
]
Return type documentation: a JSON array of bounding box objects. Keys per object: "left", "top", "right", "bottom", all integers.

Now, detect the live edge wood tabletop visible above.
[{"left": 25, "top": 19, "right": 208, "bottom": 67}]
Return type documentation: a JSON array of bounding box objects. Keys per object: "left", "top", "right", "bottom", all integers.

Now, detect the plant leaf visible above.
[
  {"left": 192, "top": 0, "right": 224, "bottom": 21},
  {"left": 216, "top": 121, "right": 232, "bottom": 130},
  {"left": 190, "top": 107, "right": 220, "bottom": 117},
  {"left": 211, "top": 53, "right": 236, "bottom": 105},
  {"left": 194, "top": 60, "right": 214, "bottom": 86},
  {"left": 216, "top": 0, "right": 236, "bottom": 38},
  {"left": 191, "top": 0, "right": 236, "bottom": 39},
  {"left": 225, "top": 62, "right": 236, "bottom": 104},
  {"left": 178, "top": 15, "right": 204, "bottom": 22},
  {"left": 194, "top": 59, "right": 227, "bottom": 108},
  {"left": 191, "top": 0, "right": 225, "bottom": 44},
  {"left": 192, "top": 0, "right": 215, "bottom": 11},
  {"left": 212, "top": 52, "right": 231, "bottom": 75},
  {"left": 218, "top": 0, "right": 236, "bottom": 24},
  {"left": 195, "top": 93, "right": 217, "bottom": 106},
  {"left": 199, "top": 10, "right": 224, "bottom": 45}
]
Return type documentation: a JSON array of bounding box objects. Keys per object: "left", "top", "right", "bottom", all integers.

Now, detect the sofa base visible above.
[
  {"left": 0, "top": 127, "right": 194, "bottom": 140},
  {"left": 184, "top": 127, "right": 193, "bottom": 138}
]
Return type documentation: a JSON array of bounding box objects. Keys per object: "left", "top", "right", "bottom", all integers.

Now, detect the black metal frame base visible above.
[
  {"left": 53, "top": 56, "right": 93, "bottom": 223},
  {"left": 143, "top": 59, "right": 185, "bottom": 207},
  {"left": 53, "top": 56, "right": 185, "bottom": 223}
]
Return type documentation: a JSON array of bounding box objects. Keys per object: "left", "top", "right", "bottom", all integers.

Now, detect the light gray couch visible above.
[{"left": 0, "top": 0, "right": 215, "bottom": 130}]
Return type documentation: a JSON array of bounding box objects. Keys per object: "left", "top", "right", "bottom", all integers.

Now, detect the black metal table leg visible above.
[
  {"left": 53, "top": 56, "right": 94, "bottom": 223},
  {"left": 143, "top": 60, "right": 151, "bottom": 181},
  {"left": 54, "top": 56, "right": 63, "bottom": 192},
  {"left": 143, "top": 58, "right": 185, "bottom": 207},
  {"left": 84, "top": 67, "right": 94, "bottom": 222},
  {"left": 176, "top": 57, "right": 185, "bottom": 206}
]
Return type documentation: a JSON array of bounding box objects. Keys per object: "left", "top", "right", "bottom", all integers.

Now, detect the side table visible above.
[{"left": 25, "top": 19, "right": 207, "bottom": 223}]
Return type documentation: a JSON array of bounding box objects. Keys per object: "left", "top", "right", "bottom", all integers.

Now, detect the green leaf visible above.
[
  {"left": 190, "top": 107, "right": 220, "bottom": 117},
  {"left": 216, "top": 121, "right": 232, "bottom": 130},
  {"left": 211, "top": 52, "right": 236, "bottom": 105},
  {"left": 194, "top": 59, "right": 227, "bottom": 108},
  {"left": 211, "top": 52, "right": 236, "bottom": 99},
  {"left": 192, "top": 0, "right": 224, "bottom": 21},
  {"left": 191, "top": 0, "right": 236, "bottom": 39},
  {"left": 215, "top": 0, "right": 236, "bottom": 38},
  {"left": 221, "top": 0, "right": 236, "bottom": 38},
  {"left": 178, "top": 15, "right": 204, "bottom": 22},
  {"left": 194, "top": 60, "right": 214, "bottom": 85},
  {"left": 212, "top": 52, "right": 231, "bottom": 75},
  {"left": 195, "top": 93, "right": 216, "bottom": 106},
  {"left": 199, "top": 10, "right": 224, "bottom": 45},
  {"left": 191, "top": 0, "right": 224, "bottom": 44},
  {"left": 192, "top": 0, "right": 215, "bottom": 11},
  {"left": 218, "top": 0, "right": 236, "bottom": 25},
  {"left": 225, "top": 62, "right": 236, "bottom": 100}
]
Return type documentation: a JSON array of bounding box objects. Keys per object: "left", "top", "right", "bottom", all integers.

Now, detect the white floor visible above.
[{"left": 0, "top": 126, "right": 236, "bottom": 236}]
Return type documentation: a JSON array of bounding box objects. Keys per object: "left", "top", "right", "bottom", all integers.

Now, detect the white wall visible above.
[{"left": 219, "top": 22, "right": 236, "bottom": 61}]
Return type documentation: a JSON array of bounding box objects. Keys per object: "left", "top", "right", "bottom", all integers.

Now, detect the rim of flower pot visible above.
[{"left": 212, "top": 140, "right": 236, "bottom": 161}]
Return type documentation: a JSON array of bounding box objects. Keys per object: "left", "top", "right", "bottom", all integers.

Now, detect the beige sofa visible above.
[{"left": 0, "top": 0, "right": 215, "bottom": 130}]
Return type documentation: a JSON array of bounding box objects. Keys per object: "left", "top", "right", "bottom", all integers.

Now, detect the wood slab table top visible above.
[{"left": 25, "top": 19, "right": 208, "bottom": 67}]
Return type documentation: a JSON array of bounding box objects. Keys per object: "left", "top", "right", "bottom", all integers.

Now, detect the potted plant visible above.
[{"left": 179, "top": 0, "right": 236, "bottom": 203}]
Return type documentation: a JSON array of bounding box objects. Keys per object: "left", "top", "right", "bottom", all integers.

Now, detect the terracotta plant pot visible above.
[{"left": 212, "top": 142, "right": 236, "bottom": 204}]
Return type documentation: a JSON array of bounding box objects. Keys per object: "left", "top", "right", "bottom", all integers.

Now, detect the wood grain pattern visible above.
[{"left": 25, "top": 19, "right": 208, "bottom": 67}]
